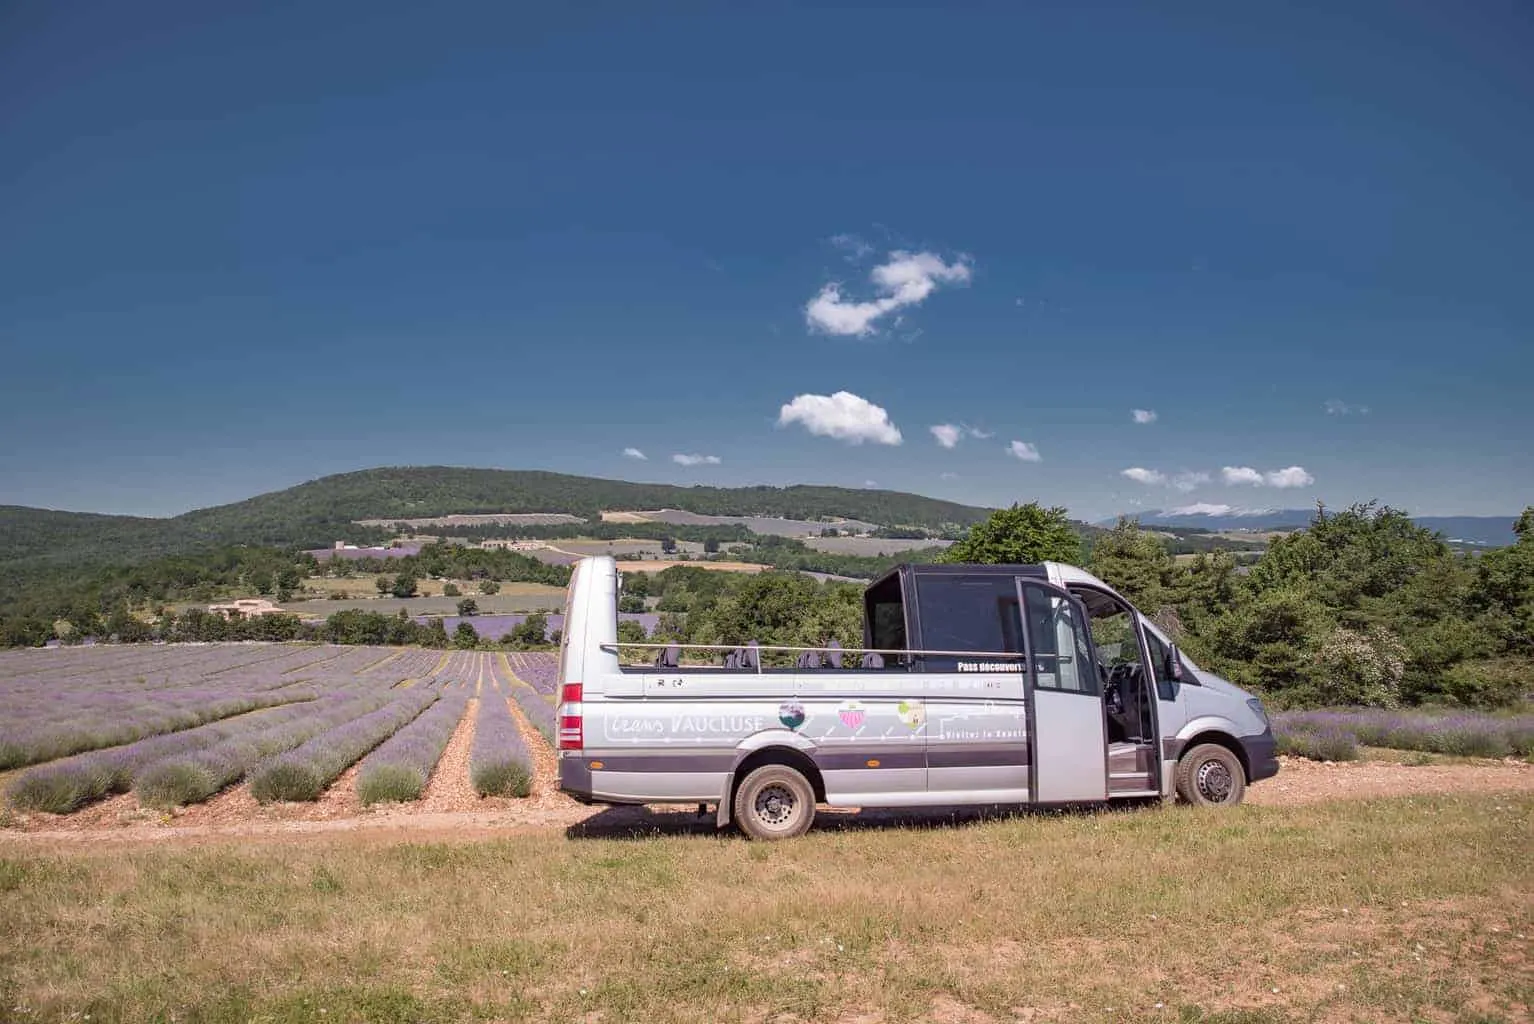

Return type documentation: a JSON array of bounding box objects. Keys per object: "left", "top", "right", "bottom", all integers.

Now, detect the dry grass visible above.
[{"left": 1, "top": 794, "right": 1529, "bottom": 1023}]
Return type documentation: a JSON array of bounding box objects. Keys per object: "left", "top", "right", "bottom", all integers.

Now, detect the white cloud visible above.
[
  {"left": 1324, "top": 399, "right": 1369, "bottom": 416},
  {"left": 672, "top": 453, "right": 722, "bottom": 466},
  {"left": 778, "top": 391, "right": 902, "bottom": 445},
  {"left": 1007, "top": 440, "right": 1042, "bottom": 462},
  {"left": 1172, "top": 471, "right": 1211, "bottom": 493},
  {"left": 930, "top": 422, "right": 990, "bottom": 448},
  {"left": 940, "top": 471, "right": 959, "bottom": 480},
  {"left": 1132, "top": 409, "right": 1158, "bottom": 424},
  {"left": 863, "top": 479, "right": 879, "bottom": 488},
  {"left": 1121, "top": 467, "right": 1167, "bottom": 486},
  {"left": 930, "top": 423, "right": 962, "bottom": 449},
  {"left": 1123, "top": 467, "right": 1212, "bottom": 491},
  {"left": 1221, "top": 466, "right": 1265, "bottom": 486},
  {"left": 621, "top": 447, "right": 647, "bottom": 461},
  {"left": 804, "top": 250, "right": 972, "bottom": 336},
  {"left": 1265, "top": 465, "right": 1315, "bottom": 488},
  {"left": 1222, "top": 465, "right": 1315, "bottom": 488}
]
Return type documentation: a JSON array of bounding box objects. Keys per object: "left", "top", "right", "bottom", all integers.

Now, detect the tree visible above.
[
  {"left": 622, "top": 572, "right": 650, "bottom": 598},
  {"left": 660, "top": 536, "right": 678, "bottom": 554},
  {"left": 703, "top": 538, "right": 721, "bottom": 554},
  {"left": 616, "top": 618, "right": 649, "bottom": 648},
  {"left": 510, "top": 612, "right": 548, "bottom": 646},
  {"left": 456, "top": 597, "right": 478, "bottom": 617},
  {"left": 1088, "top": 518, "right": 1173, "bottom": 610},
  {"left": 479, "top": 580, "right": 500, "bottom": 595},
  {"left": 391, "top": 574, "right": 419, "bottom": 599},
  {"left": 453, "top": 621, "right": 480, "bottom": 649},
  {"left": 442, "top": 582, "right": 462, "bottom": 597},
  {"left": 618, "top": 594, "right": 646, "bottom": 613},
  {"left": 275, "top": 567, "right": 301, "bottom": 603},
  {"left": 375, "top": 576, "right": 393, "bottom": 595},
  {"left": 423, "top": 617, "right": 449, "bottom": 649},
  {"left": 943, "top": 503, "right": 1082, "bottom": 566}
]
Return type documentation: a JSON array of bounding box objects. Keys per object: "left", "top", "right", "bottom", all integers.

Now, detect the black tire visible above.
[
  {"left": 732, "top": 764, "right": 816, "bottom": 840},
  {"left": 1175, "top": 743, "right": 1247, "bottom": 807}
]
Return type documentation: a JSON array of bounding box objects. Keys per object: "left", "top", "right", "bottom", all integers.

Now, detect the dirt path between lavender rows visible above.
[{"left": 4, "top": 755, "right": 1529, "bottom": 848}]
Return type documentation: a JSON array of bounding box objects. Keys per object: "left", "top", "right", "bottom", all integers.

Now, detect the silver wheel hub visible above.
[
  {"left": 1197, "top": 759, "right": 1233, "bottom": 802},
  {"left": 755, "top": 784, "right": 797, "bottom": 827}
]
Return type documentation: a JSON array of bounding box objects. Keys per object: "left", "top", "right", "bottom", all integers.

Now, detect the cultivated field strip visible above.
[
  {"left": 1, "top": 646, "right": 545, "bottom": 819},
  {"left": 469, "top": 672, "right": 534, "bottom": 797},
  {"left": 250, "top": 688, "right": 440, "bottom": 802},
  {"left": 499, "top": 653, "right": 557, "bottom": 745},
  {"left": 356, "top": 687, "right": 473, "bottom": 805},
  {"left": 504, "top": 651, "right": 557, "bottom": 694}
]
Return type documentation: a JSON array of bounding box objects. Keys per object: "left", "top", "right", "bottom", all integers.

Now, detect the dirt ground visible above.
[{"left": 4, "top": 750, "right": 1530, "bottom": 847}]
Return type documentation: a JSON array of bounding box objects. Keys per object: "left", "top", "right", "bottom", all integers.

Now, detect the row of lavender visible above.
[
  {"left": 6, "top": 647, "right": 436, "bottom": 811},
  {"left": 505, "top": 652, "right": 557, "bottom": 694},
  {"left": 0, "top": 646, "right": 396, "bottom": 770},
  {"left": 1273, "top": 709, "right": 1534, "bottom": 761},
  {"left": 5, "top": 648, "right": 552, "bottom": 813},
  {"left": 500, "top": 654, "right": 557, "bottom": 745}
]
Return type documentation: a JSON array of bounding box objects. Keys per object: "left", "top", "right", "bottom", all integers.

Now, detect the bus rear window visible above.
[{"left": 914, "top": 575, "right": 1022, "bottom": 670}]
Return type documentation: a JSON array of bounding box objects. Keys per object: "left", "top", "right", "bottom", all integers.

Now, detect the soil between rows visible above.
[{"left": 3, "top": 753, "right": 1529, "bottom": 847}]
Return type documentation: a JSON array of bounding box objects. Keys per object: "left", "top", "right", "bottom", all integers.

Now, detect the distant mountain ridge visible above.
[
  {"left": 0, "top": 467, "right": 997, "bottom": 589},
  {"left": 1098, "top": 507, "right": 1519, "bottom": 547}
]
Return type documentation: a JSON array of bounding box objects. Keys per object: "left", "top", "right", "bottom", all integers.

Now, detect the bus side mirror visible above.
[{"left": 1167, "top": 646, "right": 1185, "bottom": 682}]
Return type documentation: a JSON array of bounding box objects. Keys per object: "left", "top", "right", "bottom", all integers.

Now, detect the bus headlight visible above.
[{"left": 1246, "top": 697, "right": 1270, "bottom": 728}]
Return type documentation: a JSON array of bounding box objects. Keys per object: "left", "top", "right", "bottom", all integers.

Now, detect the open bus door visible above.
[{"left": 1018, "top": 580, "right": 1108, "bottom": 802}]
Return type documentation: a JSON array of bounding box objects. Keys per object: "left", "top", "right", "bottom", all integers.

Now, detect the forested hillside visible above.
[{"left": 0, "top": 467, "right": 994, "bottom": 604}]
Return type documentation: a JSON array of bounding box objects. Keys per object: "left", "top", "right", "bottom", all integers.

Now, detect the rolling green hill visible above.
[{"left": 0, "top": 467, "right": 996, "bottom": 603}]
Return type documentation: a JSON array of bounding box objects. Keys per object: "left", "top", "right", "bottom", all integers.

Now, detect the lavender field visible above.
[
  {"left": 1, "top": 645, "right": 550, "bottom": 819},
  {"left": 1273, "top": 708, "right": 1534, "bottom": 761}
]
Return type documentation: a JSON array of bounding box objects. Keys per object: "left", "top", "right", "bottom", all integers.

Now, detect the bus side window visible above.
[
  {"left": 1021, "top": 584, "right": 1094, "bottom": 694},
  {"left": 1143, "top": 629, "right": 1178, "bottom": 700}
]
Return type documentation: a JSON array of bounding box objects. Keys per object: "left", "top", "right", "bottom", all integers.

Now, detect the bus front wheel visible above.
[{"left": 1175, "top": 743, "right": 1247, "bottom": 807}]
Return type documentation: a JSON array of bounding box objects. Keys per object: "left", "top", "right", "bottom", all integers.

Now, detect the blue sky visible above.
[{"left": 2, "top": 1, "right": 1531, "bottom": 521}]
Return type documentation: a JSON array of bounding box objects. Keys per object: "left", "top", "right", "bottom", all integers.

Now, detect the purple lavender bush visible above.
[
  {"left": 356, "top": 690, "right": 471, "bottom": 805},
  {"left": 250, "top": 689, "right": 438, "bottom": 803},
  {"left": 7, "top": 697, "right": 325, "bottom": 813},
  {"left": 1274, "top": 722, "right": 1359, "bottom": 761},
  {"left": 135, "top": 689, "right": 402, "bottom": 808},
  {"left": 510, "top": 686, "right": 557, "bottom": 746},
  {"left": 1272, "top": 708, "right": 1534, "bottom": 760},
  {"left": 469, "top": 695, "right": 532, "bottom": 797}
]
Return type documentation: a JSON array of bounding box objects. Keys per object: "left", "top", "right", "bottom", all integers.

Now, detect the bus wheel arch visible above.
[
  {"left": 1175, "top": 733, "right": 1248, "bottom": 806},
  {"left": 720, "top": 746, "right": 826, "bottom": 834}
]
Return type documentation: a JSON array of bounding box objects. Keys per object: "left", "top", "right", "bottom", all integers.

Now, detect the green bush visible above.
[
  {"left": 356, "top": 764, "right": 424, "bottom": 806},
  {"left": 137, "top": 763, "right": 219, "bottom": 809},
  {"left": 470, "top": 760, "right": 531, "bottom": 797}
]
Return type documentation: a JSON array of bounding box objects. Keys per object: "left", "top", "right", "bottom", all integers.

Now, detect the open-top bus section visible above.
[{"left": 556, "top": 556, "right": 1278, "bottom": 839}]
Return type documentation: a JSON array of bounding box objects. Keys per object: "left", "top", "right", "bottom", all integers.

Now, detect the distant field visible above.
[
  {"left": 354, "top": 513, "right": 584, "bottom": 528},
  {"left": 550, "top": 539, "right": 707, "bottom": 557},
  {"left": 604, "top": 509, "right": 879, "bottom": 538},
  {"left": 803, "top": 536, "right": 952, "bottom": 556},
  {"left": 614, "top": 559, "right": 766, "bottom": 574},
  {"left": 281, "top": 588, "right": 565, "bottom": 617}
]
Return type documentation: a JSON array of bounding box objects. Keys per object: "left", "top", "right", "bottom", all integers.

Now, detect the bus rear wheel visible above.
[
  {"left": 1176, "top": 743, "right": 1246, "bottom": 807},
  {"left": 733, "top": 765, "right": 816, "bottom": 840}
]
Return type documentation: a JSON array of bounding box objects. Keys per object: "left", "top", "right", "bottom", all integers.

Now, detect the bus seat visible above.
[
  {"left": 860, "top": 652, "right": 884, "bottom": 669},
  {"left": 654, "top": 645, "right": 680, "bottom": 668},
  {"left": 742, "top": 642, "right": 760, "bottom": 669},
  {"left": 826, "top": 639, "right": 843, "bottom": 668}
]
